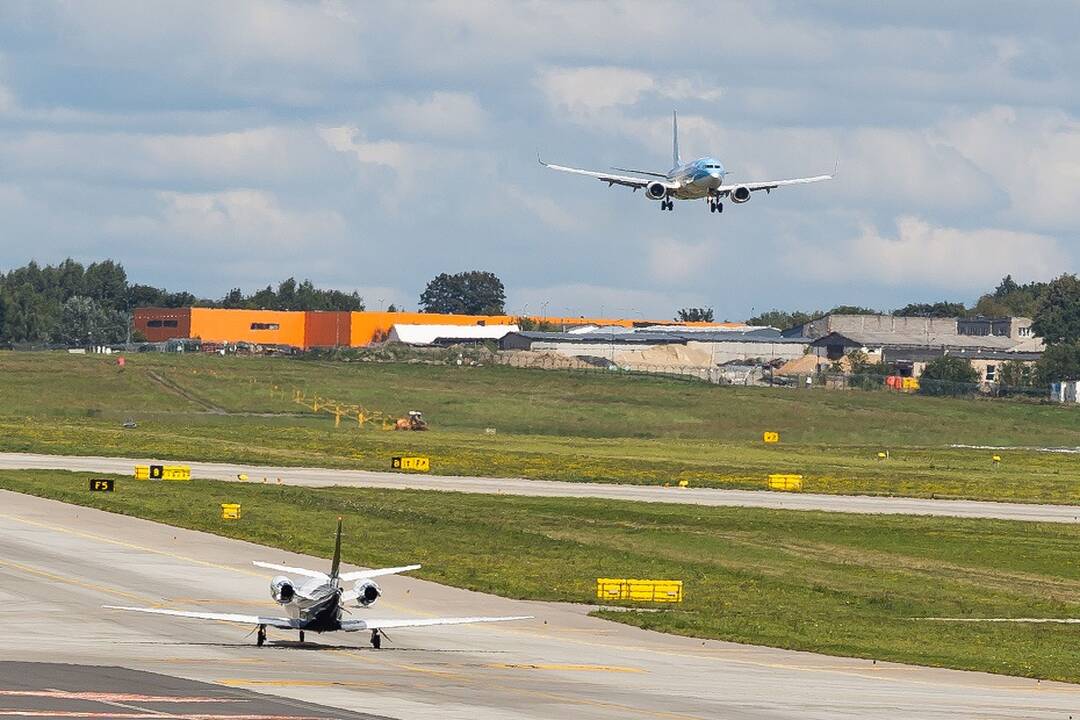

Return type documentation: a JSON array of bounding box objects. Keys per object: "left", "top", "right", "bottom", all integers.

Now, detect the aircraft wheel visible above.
[
  {"left": 371, "top": 630, "right": 382, "bottom": 649},
  {"left": 709, "top": 202, "right": 715, "bottom": 213},
  {"left": 717, "top": 202, "right": 723, "bottom": 213},
  {"left": 299, "top": 630, "right": 305, "bottom": 643},
  {"left": 257, "top": 625, "right": 266, "bottom": 647}
]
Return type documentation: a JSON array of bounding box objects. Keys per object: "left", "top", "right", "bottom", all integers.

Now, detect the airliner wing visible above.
[
  {"left": 104, "top": 605, "right": 300, "bottom": 629},
  {"left": 252, "top": 561, "right": 329, "bottom": 580},
  {"left": 339, "top": 564, "right": 422, "bottom": 582},
  {"left": 539, "top": 157, "right": 670, "bottom": 190},
  {"left": 340, "top": 615, "right": 532, "bottom": 632},
  {"left": 716, "top": 174, "right": 832, "bottom": 196}
]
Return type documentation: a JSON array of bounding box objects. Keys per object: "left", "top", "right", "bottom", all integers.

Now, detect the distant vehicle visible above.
[
  {"left": 106, "top": 519, "right": 530, "bottom": 648},
  {"left": 540, "top": 111, "right": 832, "bottom": 213}
]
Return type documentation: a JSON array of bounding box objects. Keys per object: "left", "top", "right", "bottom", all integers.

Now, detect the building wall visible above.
[
  {"left": 189, "top": 308, "right": 306, "bottom": 347},
  {"left": 133, "top": 308, "right": 191, "bottom": 342},
  {"left": 304, "top": 311, "right": 352, "bottom": 348},
  {"left": 350, "top": 312, "right": 517, "bottom": 346}
]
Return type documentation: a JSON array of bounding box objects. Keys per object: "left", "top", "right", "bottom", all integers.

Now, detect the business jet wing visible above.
[
  {"left": 340, "top": 615, "right": 532, "bottom": 632},
  {"left": 539, "top": 157, "right": 674, "bottom": 191},
  {"left": 252, "top": 561, "right": 329, "bottom": 580},
  {"left": 339, "top": 564, "right": 422, "bottom": 582},
  {"left": 104, "top": 605, "right": 301, "bottom": 629},
  {"left": 716, "top": 174, "right": 832, "bottom": 196}
]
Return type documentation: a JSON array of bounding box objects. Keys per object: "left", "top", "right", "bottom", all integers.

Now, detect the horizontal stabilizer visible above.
[
  {"left": 103, "top": 605, "right": 299, "bottom": 629},
  {"left": 339, "top": 564, "right": 422, "bottom": 582},
  {"left": 341, "top": 615, "right": 533, "bottom": 632},
  {"left": 252, "top": 561, "right": 329, "bottom": 580}
]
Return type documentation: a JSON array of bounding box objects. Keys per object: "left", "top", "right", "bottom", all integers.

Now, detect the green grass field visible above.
[
  {"left": 3, "top": 470, "right": 1078, "bottom": 683},
  {"left": 1, "top": 351, "right": 1078, "bottom": 503}
]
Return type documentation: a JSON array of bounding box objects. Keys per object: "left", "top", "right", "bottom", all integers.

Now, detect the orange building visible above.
[{"left": 133, "top": 307, "right": 741, "bottom": 349}]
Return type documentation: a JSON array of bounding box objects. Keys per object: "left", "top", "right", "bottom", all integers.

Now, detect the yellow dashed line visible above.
[{"left": 486, "top": 663, "right": 643, "bottom": 673}]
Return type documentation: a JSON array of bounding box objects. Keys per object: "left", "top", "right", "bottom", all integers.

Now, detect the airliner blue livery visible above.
[{"left": 540, "top": 112, "right": 832, "bottom": 213}]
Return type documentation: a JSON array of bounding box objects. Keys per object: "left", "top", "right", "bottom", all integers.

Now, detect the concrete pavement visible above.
[
  {"left": 1, "top": 490, "right": 1077, "bottom": 719},
  {"left": 1, "top": 451, "right": 1078, "bottom": 523}
]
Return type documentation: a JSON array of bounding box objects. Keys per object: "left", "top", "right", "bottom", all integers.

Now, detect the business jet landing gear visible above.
[
  {"left": 660, "top": 199, "right": 673, "bottom": 211},
  {"left": 709, "top": 201, "right": 723, "bottom": 214},
  {"left": 370, "top": 629, "right": 382, "bottom": 649},
  {"left": 299, "top": 630, "right": 305, "bottom": 643},
  {"left": 257, "top": 624, "right": 266, "bottom": 647}
]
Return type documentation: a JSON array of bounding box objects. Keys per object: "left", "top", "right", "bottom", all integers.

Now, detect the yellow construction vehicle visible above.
[{"left": 394, "top": 410, "right": 428, "bottom": 431}]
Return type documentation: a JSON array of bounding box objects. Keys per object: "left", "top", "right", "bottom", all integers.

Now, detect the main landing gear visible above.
[
  {"left": 256, "top": 624, "right": 266, "bottom": 647},
  {"left": 299, "top": 630, "right": 305, "bottom": 643},
  {"left": 709, "top": 200, "right": 723, "bottom": 213},
  {"left": 370, "top": 629, "right": 382, "bottom": 649},
  {"left": 659, "top": 199, "right": 674, "bottom": 211}
]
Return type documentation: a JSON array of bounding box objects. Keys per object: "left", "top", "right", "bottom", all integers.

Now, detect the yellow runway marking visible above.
[
  {"left": 0, "top": 510, "right": 266, "bottom": 579},
  {"left": 0, "top": 557, "right": 150, "bottom": 604},
  {"left": 486, "top": 663, "right": 643, "bottom": 673},
  {"left": 217, "top": 679, "right": 387, "bottom": 689},
  {"left": 327, "top": 648, "right": 706, "bottom": 720}
]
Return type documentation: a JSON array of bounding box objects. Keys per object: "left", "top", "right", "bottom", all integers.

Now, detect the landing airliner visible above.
[
  {"left": 106, "top": 519, "right": 530, "bottom": 649},
  {"left": 540, "top": 112, "right": 832, "bottom": 213}
]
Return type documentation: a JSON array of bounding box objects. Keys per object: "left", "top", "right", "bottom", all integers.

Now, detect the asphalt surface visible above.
[
  {"left": 2, "top": 451, "right": 1079, "bottom": 523},
  {"left": 2, "top": 490, "right": 1078, "bottom": 720},
  {"left": 0, "top": 662, "right": 385, "bottom": 719}
]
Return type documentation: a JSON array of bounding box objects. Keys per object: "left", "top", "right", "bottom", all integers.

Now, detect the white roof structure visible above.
[{"left": 388, "top": 323, "right": 520, "bottom": 345}]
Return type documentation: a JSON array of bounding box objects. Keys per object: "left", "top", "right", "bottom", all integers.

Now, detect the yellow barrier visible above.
[
  {"left": 134, "top": 464, "right": 192, "bottom": 481},
  {"left": 763, "top": 431, "right": 780, "bottom": 443},
  {"left": 902, "top": 377, "right": 920, "bottom": 391},
  {"left": 391, "top": 456, "right": 430, "bottom": 472},
  {"left": 767, "top": 474, "right": 803, "bottom": 491},
  {"left": 221, "top": 503, "right": 241, "bottom": 520},
  {"left": 596, "top": 578, "right": 683, "bottom": 603}
]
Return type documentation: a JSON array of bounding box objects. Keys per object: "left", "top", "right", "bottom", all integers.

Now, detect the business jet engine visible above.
[
  {"left": 354, "top": 580, "right": 381, "bottom": 607},
  {"left": 730, "top": 185, "right": 752, "bottom": 204},
  {"left": 270, "top": 576, "right": 295, "bottom": 604},
  {"left": 646, "top": 181, "right": 668, "bottom": 201}
]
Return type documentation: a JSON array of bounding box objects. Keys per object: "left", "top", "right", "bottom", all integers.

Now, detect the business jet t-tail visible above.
[
  {"left": 106, "top": 519, "right": 530, "bottom": 649},
  {"left": 540, "top": 111, "right": 832, "bottom": 213}
]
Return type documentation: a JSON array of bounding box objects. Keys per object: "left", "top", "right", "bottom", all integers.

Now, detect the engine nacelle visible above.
[
  {"left": 730, "top": 185, "right": 752, "bottom": 204},
  {"left": 270, "top": 576, "right": 294, "bottom": 604},
  {"left": 646, "top": 181, "right": 668, "bottom": 201},
  {"left": 354, "top": 580, "right": 381, "bottom": 608}
]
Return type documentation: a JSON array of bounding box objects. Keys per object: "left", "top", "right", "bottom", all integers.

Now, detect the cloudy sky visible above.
[{"left": 1, "top": 1, "right": 1078, "bottom": 320}]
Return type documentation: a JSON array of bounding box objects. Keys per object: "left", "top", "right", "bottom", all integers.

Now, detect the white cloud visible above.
[
  {"left": 537, "top": 66, "right": 723, "bottom": 122},
  {"left": 103, "top": 189, "right": 347, "bottom": 273},
  {"left": 508, "top": 283, "right": 702, "bottom": 320},
  {"left": 647, "top": 237, "right": 716, "bottom": 284},
  {"left": 787, "top": 216, "right": 1070, "bottom": 289},
  {"left": 379, "top": 92, "right": 488, "bottom": 138},
  {"left": 503, "top": 185, "right": 578, "bottom": 231},
  {"left": 938, "top": 106, "right": 1080, "bottom": 229}
]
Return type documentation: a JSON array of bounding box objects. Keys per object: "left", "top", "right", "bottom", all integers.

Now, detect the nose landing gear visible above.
[
  {"left": 370, "top": 628, "right": 382, "bottom": 649},
  {"left": 659, "top": 199, "right": 673, "bottom": 211},
  {"left": 256, "top": 624, "right": 266, "bottom": 647},
  {"left": 709, "top": 200, "right": 723, "bottom": 214}
]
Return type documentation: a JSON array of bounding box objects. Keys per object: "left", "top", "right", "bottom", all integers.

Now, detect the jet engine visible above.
[
  {"left": 646, "top": 181, "right": 668, "bottom": 201},
  {"left": 270, "top": 576, "right": 295, "bottom": 604},
  {"left": 730, "top": 185, "right": 752, "bottom": 204},
  {"left": 354, "top": 580, "right": 381, "bottom": 607}
]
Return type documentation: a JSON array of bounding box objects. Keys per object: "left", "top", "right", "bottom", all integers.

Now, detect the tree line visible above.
[
  {"left": 0, "top": 259, "right": 365, "bottom": 345},
  {"left": 745, "top": 275, "right": 1052, "bottom": 330}
]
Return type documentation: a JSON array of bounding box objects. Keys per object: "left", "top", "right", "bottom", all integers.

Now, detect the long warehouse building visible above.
[{"left": 134, "top": 308, "right": 739, "bottom": 349}]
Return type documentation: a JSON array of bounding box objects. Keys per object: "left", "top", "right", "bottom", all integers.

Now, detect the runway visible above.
[
  {"left": 2, "top": 451, "right": 1079, "bottom": 523},
  {"left": 1, "top": 490, "right": 1076, "bottom": 719}
]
